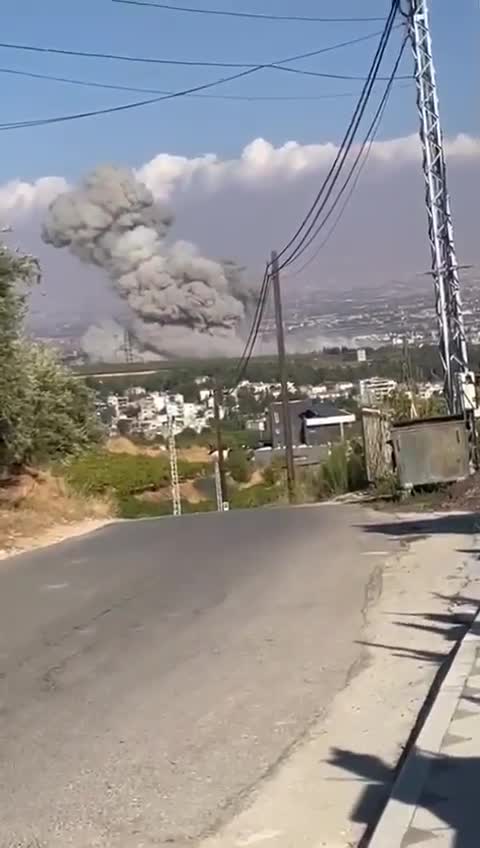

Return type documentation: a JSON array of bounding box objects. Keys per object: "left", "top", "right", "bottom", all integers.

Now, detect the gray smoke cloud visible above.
[{"left": 42, "top": 165, "right": 255, "bottom": 359}]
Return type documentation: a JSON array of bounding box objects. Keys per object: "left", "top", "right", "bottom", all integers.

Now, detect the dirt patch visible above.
[
  {"left": 0, "top": 472, "right": 114, "bottom": 561},
  {"left": 373, "top": 473, "right": 480, "bottom": 515},
  {"left": 106, "top": 437, "right": 212, "bottom": 465},
  {"left": 238, "top": 469, "right": 264, "bottom": 489},
  {"left": 140, "top": 479, "right": 207, "bottom": 504},
  {"left": 440, "top": 473, "right": 480, "bottom": 512},
  {"left": 106, "top": 437, "right": 167, "bottom": 457},
  {"left": 178, "top": 446, "right": 212, "bottom": 464}
]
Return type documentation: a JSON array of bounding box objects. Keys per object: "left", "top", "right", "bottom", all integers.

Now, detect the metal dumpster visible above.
[{"left": 391, "top": 415, "right": 470, "bottom": 488}]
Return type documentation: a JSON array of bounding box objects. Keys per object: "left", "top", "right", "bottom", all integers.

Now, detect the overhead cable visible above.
[
  {"left": 0, "top": 31, "right": 403, "bottom": 131},
  {"left": 271, "top": 0, "right": 401, "bottom": 269},
  {"left": 286, "top": 36, "right": 408, "bottom": 277},
  {"left": 112, "top": 0, "right": 385, "bottom": 24},
  {"left": 0, "top": 67, "right": 261, "bottom": 130},
  {"left": 0, "top": 66, "right": 412, "bottom": 101},
  {"left": 273, "top": 63, "right": 410, "bottom": 82},
  {"left": 0, "top": 28, "right": 399, "bottom": 70},
  {"left": 233, "top": 267, "right": 271, "bottom": 387},
  {"left": 279, "top": 28, "right": 406, "bottom": 272}
]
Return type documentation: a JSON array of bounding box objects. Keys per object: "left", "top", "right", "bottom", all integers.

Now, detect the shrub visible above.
[
  {"left": 230, "top": 483, "right": 281, "bottom": 509},
  {"left": 63, "top": 451, "right": 171, "bottom": 497},
  {"left": 314, "top": 441, "right": 367, "bottom": 500},
  {"left": 176, "top": 427, "right": 200, "bottom": 448},
  {"left": 177, "top": 459, "right": 210, "bottom": 480},
  {"left": 64, "top": 451, "right": 210, "bottom": 501},
  {"left": 118, "top": 495, "right": 215, "bottom": 519},
  {"left": 374, "top": 472, "right": 402, "bottom": 500},
  {"left": 262, "top": 459, "right": 284, "bottom": 487},
  {"left": 227, "top": 448, "right": 252, "bottom": 483}
]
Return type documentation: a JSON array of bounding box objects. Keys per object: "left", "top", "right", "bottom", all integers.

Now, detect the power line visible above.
[
  {"left": 274, "top": 64, "right": 411, "bottom": 82},
  {"left": 0, "top": 28, "right": 399, "bottom": 71},
  {"left": 233, "top": 266, "right": 271, "bottom": 387},
  {"left": 0, "top": 32, "right": 406, "bottom": 131},
  {"left": 283, "top": 35, "right": 408, "bottom": 272},
  {"left": 0, "top": 40, "right": 356, "bottom": 130},
  {"left": 234, "top": 269, "right": 271, "bottom": 386},
  {"left": 287, "top": 37, "right": 408, "bottom": 278},
  {"left": 112, "top": 0, "right": 385, "bottom": 24},
  {"left": 272, "top": 0, "right": 401, "bottom": 270},
  {"left": 0, "top": 66, "right": 412, "bottom": 101},
  {"left": 0, "top": 66, "right": 262, "bottom": 130}
]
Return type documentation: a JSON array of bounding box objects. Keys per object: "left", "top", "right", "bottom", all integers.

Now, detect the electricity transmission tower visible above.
[
  {"left": 122, "top": 329, "right": 134, "bottom": 364},
  {"left": 168, "top": 418, "right": 182, "bottom": 517},
  {"left": 406, "top": 0, "right": 471, "bottom": 414}
]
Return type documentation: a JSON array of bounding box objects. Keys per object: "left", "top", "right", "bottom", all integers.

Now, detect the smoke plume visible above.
[{"left": 42, "top": 165, "right": 254, "bottom": 359}]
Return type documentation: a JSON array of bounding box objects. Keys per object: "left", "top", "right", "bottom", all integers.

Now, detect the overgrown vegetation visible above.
[
  {"left": 63, "top": 450, "right": 209, "bottom": 499},
  {"left": 0, "top": 247, "right": 101, "bottom": 474},
  {"left": 230, "top": 483, "right": 281, "bottom": 509},
  {"left": 227, "top": 448, "right": 252, "bottom": 484},
  {"left": 81, "top": 342, "right": 478, "bottom": 396},
  {"left": 382, "top": 388, "right": 447, "bottom": 422},
  {"left": 312, "top": 441, "right": 366, "bottom": 499},
  {"left": 118, "top": 496, "right": 215, "bottom": 519}
]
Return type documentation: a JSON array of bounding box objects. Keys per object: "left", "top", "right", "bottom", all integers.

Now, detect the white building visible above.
[
  {"left": 359, "top": 376, "right": 397, "bottom": 405},
  {"left": 199, "top": 388, "right": 212, "bottom": 404}
]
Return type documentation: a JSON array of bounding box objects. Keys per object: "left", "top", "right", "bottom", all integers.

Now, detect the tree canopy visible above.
[{"left": 0, "top": 246, "right": 101, "bottom": 472}]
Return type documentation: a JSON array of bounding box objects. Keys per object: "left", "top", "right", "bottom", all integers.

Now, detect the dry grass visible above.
[
  {"left": 106, "top": 436, "right": 167, "bottom": 457},
  {"left": 238, "top": 468, "right": 265, "bottom": 489},
  {"left": 107, "top": 436, "right": 212, "bottom": 465},
  {"left": 139, "top": 478, "right": 207, "bottom": 504},
  {"left": 177, "top": 445, "right": 212, "bottom": 464},
  {"left": 0, "top": 472, "right": 114, "bottom": 559}
]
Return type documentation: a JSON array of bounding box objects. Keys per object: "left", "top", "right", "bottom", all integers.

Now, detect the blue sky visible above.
[{"left": 0, "top": 0, "right": 477, "bottom": 184}]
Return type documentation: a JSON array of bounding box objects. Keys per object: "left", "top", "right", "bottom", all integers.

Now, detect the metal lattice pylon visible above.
[
  {"left": 168, "top": 418, "right": 182, "bottom": 517},
  {"left": 407, "top": 0, "right": 469, "bottom": 413},
  {"left": 122, "top": 329, "right": 134, "bottom": 364}
]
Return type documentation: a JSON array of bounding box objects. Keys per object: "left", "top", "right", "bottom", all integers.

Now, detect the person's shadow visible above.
[{"left": 329, "top": 746, "right": 480, "bottom": 846}]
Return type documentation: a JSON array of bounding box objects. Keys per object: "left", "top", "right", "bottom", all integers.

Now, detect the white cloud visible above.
[
  {"left": 2, "top": 133, "right": 478, "bottom": 220},
  {"left": 137, "top": 133, "right": 480, "bottom": 201},
  {"left": 0, "top": 176, "right": 69, "bottom": 218},
  {"left": 10, "top": 131, "right": 479, "bottom": 329}
]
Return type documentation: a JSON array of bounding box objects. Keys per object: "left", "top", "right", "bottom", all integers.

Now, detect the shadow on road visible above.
[
  {"left": 361, "top": 512, "right": 479, "bottom": 539},
  {"left": 358, "top": 598, "right": 480, "bottom": 669},
  {"left": 329, "top": 745, "right": 480, "bottom": 847},
  {"left": 331, "top": 593, "right": 480, "bottom": 847}
]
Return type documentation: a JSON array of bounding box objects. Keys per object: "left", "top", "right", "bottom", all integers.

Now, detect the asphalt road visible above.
[{"left": 0, "top": 504, "right": 398, "bottom": 847}]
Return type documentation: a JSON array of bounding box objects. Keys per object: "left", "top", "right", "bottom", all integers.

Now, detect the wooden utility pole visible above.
[
  {"left": 213, "top": 385, "right": 229, "bottom": 509},
  {"left": 271, "top": 250, "right": 296, "bottom": 503}
]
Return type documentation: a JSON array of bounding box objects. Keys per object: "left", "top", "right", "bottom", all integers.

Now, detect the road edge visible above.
[
  {"left": 0, "top": 518, "right": 116, "bottom": 563},
  {"left": 368, "top": 607, "right": 480, "bottom": 847}
]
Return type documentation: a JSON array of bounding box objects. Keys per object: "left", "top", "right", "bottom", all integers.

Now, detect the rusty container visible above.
[{"left": 392, "top": 415, "right": 470, "bottom": 488}]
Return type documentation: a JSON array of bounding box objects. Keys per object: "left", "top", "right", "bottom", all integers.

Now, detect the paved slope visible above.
[{"left": 0, "top": 504, "right": 397, "bottom": 847}]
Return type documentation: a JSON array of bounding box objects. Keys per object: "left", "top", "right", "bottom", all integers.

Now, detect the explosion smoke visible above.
[{"left": 42, "top": 165, "right": 254, "bottom": 359}]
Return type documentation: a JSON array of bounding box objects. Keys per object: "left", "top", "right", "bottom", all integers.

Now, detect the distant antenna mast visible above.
[
  {"left": 123, "top": 329, "right": 134, "bottom": 364},
  {"left": 168, "top": 417, "right": 182, "bottom": 517},
  {"left": 406, "top": 0, "right": 469, "bottom": 413}
]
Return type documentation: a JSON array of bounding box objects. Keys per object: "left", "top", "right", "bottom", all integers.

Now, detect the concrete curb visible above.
[{"left": 368, "top": 608, "right": 480, "bottom": 847}]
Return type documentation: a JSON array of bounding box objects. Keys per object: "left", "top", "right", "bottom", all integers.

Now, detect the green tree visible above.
[
  {"left": 0, "top": 247, "right": 39, "bottom": 468},
  {"left": 382, "top": 388, "right": 447, "bottom": 422},
  {"left": 0, "top": 246, "right": 101, "bottom": 471}
]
